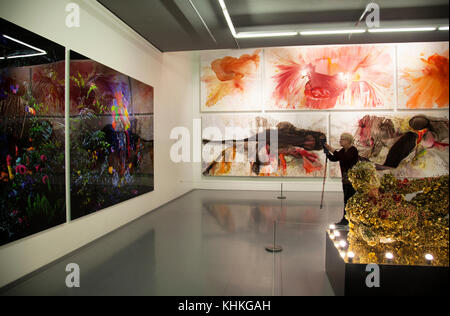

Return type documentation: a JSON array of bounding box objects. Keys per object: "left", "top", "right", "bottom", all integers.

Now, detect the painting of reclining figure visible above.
[
  {"left": 0, "top": 17, "right": 66, "bottom": 245},
  {"left": 70, "top": 51, "right": 154, "bottom": 220},
  {"left": 202, "top": 114, "right": 327, "bottom": 177},
  {"left": 330, "top": 112, "right": 449, "bottom": 178}
]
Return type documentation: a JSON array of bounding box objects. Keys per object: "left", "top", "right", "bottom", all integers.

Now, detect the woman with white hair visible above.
[{"left": 324, "top": 133, "right": 359, "bottom": 226}]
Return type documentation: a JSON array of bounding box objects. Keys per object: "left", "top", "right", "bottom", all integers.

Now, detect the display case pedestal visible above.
[{"left": 325, "top": 232, "right": 449, "bottom": 296}]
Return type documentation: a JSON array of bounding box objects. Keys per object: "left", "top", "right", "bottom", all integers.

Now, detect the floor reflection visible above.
[
  {"left": 199, "top": 191, "right": 343, "bottom": 296},
  {"left": 1, "top": 189, "right": 344, "bottom": 296},
  {"left": 204, "top": 202, "right": 287, "bottom": 234}
]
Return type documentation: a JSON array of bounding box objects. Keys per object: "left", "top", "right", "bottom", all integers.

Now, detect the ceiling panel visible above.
[{"left": 97, "top": 0, "right": 449, "bottom": 52}]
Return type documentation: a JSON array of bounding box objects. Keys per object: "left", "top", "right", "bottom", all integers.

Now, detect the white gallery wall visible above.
[{"left": 0, "top": 0, "right": 195, "bottom": 287}]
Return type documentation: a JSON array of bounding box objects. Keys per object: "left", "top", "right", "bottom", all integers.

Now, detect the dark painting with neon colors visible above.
[
  {"left": 69, "top": 51, "right": 154, "bottom": 220},
  {"left": 0, "top": 18, "right": 66, "bottom": 246}
]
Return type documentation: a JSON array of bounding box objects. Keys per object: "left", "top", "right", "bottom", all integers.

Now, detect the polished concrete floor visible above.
[{"left": 1, "top": 189, "right": 345, "bottom": 296}]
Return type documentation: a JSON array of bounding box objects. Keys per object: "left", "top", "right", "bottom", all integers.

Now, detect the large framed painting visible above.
[
  {"left": 397, "top": 42, "right": 449, "bottom": 109},
  {"left": 200, "top": 49, "right": 263, "bottom": 112},
  {"left": 329, "top": 112, "right": 449, "bottom": 178},
  {"left": 202, "top": 113, "right": 327, "bottom": 177},
  {"left": 265, "top": 44, "right": 395, "bottom": 110},
  {"left": 69, "top": 51, "right": 154, "bottom": 220},
  {"left": 0, "top": 17, "right": 66, "bottom": 245}
]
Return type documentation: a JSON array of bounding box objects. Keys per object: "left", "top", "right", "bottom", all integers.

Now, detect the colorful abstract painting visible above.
[
  {"left": 397, "top": 42, "right": 449, "bottom": 109},
  {"left": 265, "top": 45, "right": 395, "bottom": 110},
  {"left": 0, "top": 17, "right": 66, "bottom": 246},
  {"left": 200, "top": 49, "right": 263, "bottom": 112},
  {"left": 70, "top": 52, "right": 154, "bottom": 220},
  {"left": 202, "top": 114, "right": 327, "bottom": 177},
  {"left": 329, "top": 112, "right": 449, "bottom": 178}
]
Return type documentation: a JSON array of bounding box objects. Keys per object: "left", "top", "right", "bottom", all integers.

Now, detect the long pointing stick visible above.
[{"left": 320, "top": 156, "right": 328, "bottom": 209}]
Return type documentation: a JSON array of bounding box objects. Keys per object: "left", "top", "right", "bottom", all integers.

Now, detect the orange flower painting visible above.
[
  {"left": 265, "top": 45, "right": 395, "bottom": 110},
  {"left": 201, "top": 49, "right": 262, "bottom": 112},
  {"left": 398, "top": 42, "right": 449, "bottom": 109}
]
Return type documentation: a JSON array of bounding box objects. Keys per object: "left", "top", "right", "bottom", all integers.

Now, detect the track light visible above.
[
  {"left": 425, "top": 254, "right": 434, "bottom": 265},
  {"left": 347, "top": 251, "right": 355, "bottom": 263},
  {"left": 385, "top": 252, "right": 394, "bottom": 263}
]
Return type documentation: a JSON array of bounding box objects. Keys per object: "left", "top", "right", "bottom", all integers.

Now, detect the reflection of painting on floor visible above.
[
  {"left": 265, "top": 44, "right": 395, "bottom": 110},
  {"left": 70, "top": 57, "right": 154, "bottom": 220},
  {"left": 330, "top": 112, "right": 449, "bottom": 178},
  {"left": 398, "top": 42, "right": 449, "bottom": 109},
  {"left": 202, "top": 114, "right": 327, "bottom": 177},
  {"left": 201, "top": 49, "right": 262, "bottom": 112},
  {"left": 203, "top": 202, "right": 287, "bottom": 234}
]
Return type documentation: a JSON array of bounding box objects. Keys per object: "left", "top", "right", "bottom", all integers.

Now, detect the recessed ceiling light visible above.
[
  {"left": 218, "top": 0, "right": 441, "bottom": 40},
  {"left": 368, "top": 27, "right": 436, "bottom": 33},
  {"left": 218, "top": 0, "right": 227, "bottom": 10},
  {"left": 218, "top": 0, "right": 236, "bottom": 37},
  {"left": 218, "top": 0, "right": 297, "bottom": 39},
  {"left": 300, "top": 29, "right": 366, "bottom": 36},
  {"left": 2, "top": 34, "right": 47, "bottom": 59},
  {"left": 236, "top": 31, "right": 298, "bottom": 38},
  {"left": 6, "top": 53, "right": 47, "bottom": 59}
]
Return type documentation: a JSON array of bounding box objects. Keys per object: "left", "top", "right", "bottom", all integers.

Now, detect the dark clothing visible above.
[
  {"left": 326, "top": 146, "right": 359, "bottom": 184},
  {"left": 327, "top": 146, "right": 359, "bottom": 222},
  {"left": 343, "top": 183, "right": 356, "bottom": 217}
]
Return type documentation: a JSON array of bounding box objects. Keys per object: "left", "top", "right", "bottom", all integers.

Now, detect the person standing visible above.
[{"left": 324, "top": 133, "right": 359, "bottom": 226}]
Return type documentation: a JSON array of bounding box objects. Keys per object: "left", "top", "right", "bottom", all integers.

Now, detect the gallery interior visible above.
[{"left": 0, "top": 0, "right": 448, "bottom": 296}]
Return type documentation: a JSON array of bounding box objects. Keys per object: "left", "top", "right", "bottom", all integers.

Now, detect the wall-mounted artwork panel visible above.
[
  {"left": 200, "top": 49, "right": 263, "bottom": 112},
  {"left": 0, "top": 17, "right": 66, "bottom": 246},
  {"left": 397, "top": 42, "right": 449, "bottom": 109},
  {"left": 265, "top": 45, "right": 395, "bottom": 110},
  {"left": 202, "top": 113, "right": 327, "bottom": 177},
  {"left": 330, "top": 112, "right": 449, "bottom": 178},
  {"left": 69, "top": 51, "right": 154, "bottom": 220}
]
